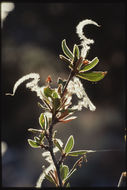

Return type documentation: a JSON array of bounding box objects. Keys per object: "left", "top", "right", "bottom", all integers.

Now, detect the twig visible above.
[
  {"left": 48, "top": 116, "right": 63, "bottom": 187},
  {"left": 61, "top": 71, "right": 74, "bottom": 98}
]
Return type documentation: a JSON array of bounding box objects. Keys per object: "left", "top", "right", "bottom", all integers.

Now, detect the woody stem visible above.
[
  {"left": 61, "top": 71, "right": 74, "bottom": 98},
  {"left": 48, "top": 116, "right": 63, "bottom": 187},
  {"left": 48, "top": 70, "right": 74, "bottom": 187}
]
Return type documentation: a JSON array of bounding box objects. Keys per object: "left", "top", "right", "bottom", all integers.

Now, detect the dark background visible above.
[{"left": 1, "top": 2, "right": 126, "bottom": 187}]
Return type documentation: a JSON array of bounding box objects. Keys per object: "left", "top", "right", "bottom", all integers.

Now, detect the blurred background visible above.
[{"left": 1, "top": 2, "right": 126, "bottom": 187}]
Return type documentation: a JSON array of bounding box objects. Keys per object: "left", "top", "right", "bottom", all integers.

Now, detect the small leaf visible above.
[
  {"left": 59, "top": 54, "right": 71, "bottom": 64},
  {"left": 64, "top": 135, "right": 74, "bottom": 154},
  {"left": 69, "top": 64, "right": 73, "bottom": 70},
  {"left": 53, "top": 139, "right": 63, "bottom": 153},
  {"left": 38, "top": 102, "right": 48, "bottom": 110},
  {"left": 45, "top": 174, "right": 56, "bottom": 185},
  {"left": 44, "top": 86, "right": 53, "bottom": 98},
  {"left": 44, "top": 114, "right": 48, "bottom": 130},
  {"left": 52, "top": 130, "right": 57, "bottom": 139},
  {"left": 34, "top": 136, "right": 41, "bottom": 143},
  {"left": 68, "top": 150, "right": 95, "bottom": 156},
  {"left": 66, "top": 182, "right": 70, "bottom": 187},
  {"left": 73, "top": 44, "right": 80, "bottom": 60},
  {"left": 68, "top": 150, "right": 87, "bottom": 156},
  {"left": 77, "top": 71, "right": 107, "bottom": 82},
  {"left": 53, "top": 98, "right": 60, "bottom": 113},
  {"left": 60, "top": 108, "right": 75, "bottom": 114},
  {"left": 70, "top": 156, "right": 84, "bottom": 171},
  {"left": 64, "top": 168, "right": 77, "bottom": 183},
  {"left": 28, "top": 139, "right": 40, "bottom": 148},
  {"left": 49, "top": 170, "right": 58, "bottom": 186},
  {"left": 80, "top": 57, "right": 99, "bottom": 72},
  {"left": 57, "top": 84, "right": 62, "bottom": 96},
  {"left": 39, "top": 113, "right": 45, "bottom": 129},
  {"left": 52, "top": 91, "right": 59, "bottom": 99},
  {"left": 58, "top": 110, "right": 70, "bottom": 120},
  {"left": 62, "top": 39, "right": 74, "bottom": 60},
  {"left": 57, "top": 78, "right": 67, "bottom": 89},
  {"left": 60, "top": 165, "right": 69, "bottom": 180},
  {"left": 59, "top": 116, "right": 77, "bottom": 124},
  {"left": 28, "top": 128, "right": 42, "bottom": 133},
  {"left": 39, "top": 113, "right": 48, "bottom": 130},
  {"left": 39, "top": 132, "right": 45, "bottom": 142}
]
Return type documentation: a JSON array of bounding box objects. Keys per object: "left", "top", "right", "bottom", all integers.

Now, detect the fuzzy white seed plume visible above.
[
  {"left": 76, "top": 19, "right": 100, "bottom": 58},
  {"left": 67, "top": 77, "right": 96, "bottom": 111},
  {"left": 36, "top": 164, "right": 55, "bottom": 187},
  {"left": 1, "top": 2, "right": 15, "bottom": 28},
  {"left": 6, "top": 73, "right": 44, "bottom": 100}
]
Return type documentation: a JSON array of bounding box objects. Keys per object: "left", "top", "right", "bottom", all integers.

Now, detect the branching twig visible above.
[{"left": 47, "top": 70, "right": 75, "bottom": 187}]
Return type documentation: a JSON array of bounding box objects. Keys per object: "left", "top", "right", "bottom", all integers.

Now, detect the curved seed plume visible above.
[
  {"left": 6, "top": 73, "right": 41, "bottom": 97},
  {"left": 76, "top": 19, "right": 100, "bottom": 58}
]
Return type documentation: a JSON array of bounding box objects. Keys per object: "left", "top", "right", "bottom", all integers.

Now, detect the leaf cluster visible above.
[{"left": 60, "top": 39, "right": 107, "bottom": 82}]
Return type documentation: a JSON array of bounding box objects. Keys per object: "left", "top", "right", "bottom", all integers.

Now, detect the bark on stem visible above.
[
  {"left": 61, "top": 71, "right": 74, "bottom": 98},
  {"left": 48, "top": 117, "right": 63, "bottom": 187}
]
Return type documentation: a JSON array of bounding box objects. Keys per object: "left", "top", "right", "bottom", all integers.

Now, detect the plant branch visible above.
[
  {"left": 58, "top": 153, "right": 66, "bottom": 166},
  {"left": 61, "top": 70, "right": 74, "bottom": 98},
  {"left": 48, "top": 116, "right": 63, "bottom": 187},
  {"left": 46, "top": 70, "right": 75, "bottom": 187}
]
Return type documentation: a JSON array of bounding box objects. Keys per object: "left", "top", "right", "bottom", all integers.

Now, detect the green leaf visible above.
[
  {"left": 53, "top": 139, "right": 63, "bottom": 153},
  {"left": 28, "top": 128, "right": 42, "bottom": 133},
  {"left": 38, "top": 102, "right": 48, "bottom": 110},
  {"left": 44, "top": 86, "right": 54, "bottom": 98},
  {"left": 64, "top": 135, "right": 74, "bottom": 154},
  {"left": 57, "top": 78, "right": 66, "bottom": 89},
  {"left": 68, "top": 150, "right": 96, "bottom": 156},
  {"left": 52, "top": 130, "right": 57, "bottom": 139},
  {"left": 77, "top": 71, "right": 107, "bottom": 82},
  {"left": 68, "top": 150, "right": 87, "bottom": 156},
  {"left": 73, "top": 44, "right": 80, "bottom": 60},
  {"left": 66, "top": 182, "right": 70, "bottom": 187},
  {"left": 80, "top": 57, "right": 99, "bottom": 72},
  {"left": 39, "top": 132, "right": 45, "bottom": 142},
  {"left": 34, "top": 136, "right": 41, "bottom": 143},
  {"left": 44, "top": 114, "right": 48, "bottom": 130},
  {"left": 62, "top": 39, "right": 74, "bottom": 60},
  {"left": 60, "top": 164, "right": 69, "bottom": 180},
  {"left": 57, "top": 84, "right": 62, "bottom": 96},
  {"left": 44, "top": 87, "right": 59, "bottom": 103},
  {"left": 39, "top": 113, "right": 45, "bottom": 129},
  {"left": 28, "top": 139, "right": 40, "bottom": 148},
  {"left": 64, "top": 168, "right": 77, "bottom": 183},
  {"left": 59, "top": 54, "right": 71, "bottom": 64},
  {"left": 39, "top": 113, "right": 48, "bottom": 130},
  {"left": 69, "top": 64, "right": 73, "bottom": 70},
  {"left": 45, "top": 174, "right": 56, "bottom": 185},
  {"left": 60, "top": 108, "right": 75, "bottom": 114},
  {"left": 53, "top": 98, "right": 60, "bottom": 113},
  {"left": 52, "top": 91, "right": 59, "bottom": 99}
]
